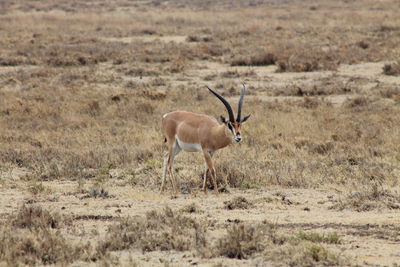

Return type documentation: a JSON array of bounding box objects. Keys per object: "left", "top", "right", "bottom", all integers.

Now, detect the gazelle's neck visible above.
[{"left": 212, "top": 124, "right": 232, "bottom": 150}]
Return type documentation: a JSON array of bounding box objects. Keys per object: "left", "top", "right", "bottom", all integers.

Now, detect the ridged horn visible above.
[
  {"left": 206, "top": 86, "right": 235, "bottom": 122},
  {"left": 236, "top": 83, "right": 246, "bottom": 122}
]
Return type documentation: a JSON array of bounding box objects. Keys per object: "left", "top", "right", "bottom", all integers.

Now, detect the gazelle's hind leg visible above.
[
  {"left": 168, "top": 141, "right": 181, "bottom": 194},
  {"left": 160, "top": 152, "right": 169, "bottom": 193},
  {"left": 160, "top": 137, "right": 180, "bottom": 194},
  {"left": 202, "top": 163, "right": 209, "bottom": 193}
]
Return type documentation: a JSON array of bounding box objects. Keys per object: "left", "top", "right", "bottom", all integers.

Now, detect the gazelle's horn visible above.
[
  {"left": 237, "top": 83, "right": 246, "bottom": 122},
  {"left": 206, "top": 86, "right": 235, "bottom": 122}
]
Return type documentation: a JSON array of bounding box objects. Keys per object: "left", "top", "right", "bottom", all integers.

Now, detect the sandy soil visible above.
[{"left": 1, "top": 163, "right": 400, "bottom": 266}]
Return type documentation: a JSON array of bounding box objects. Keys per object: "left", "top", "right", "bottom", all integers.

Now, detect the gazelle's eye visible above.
[{"left": 227, "top": 123, "right": 233, "bottom": 131}]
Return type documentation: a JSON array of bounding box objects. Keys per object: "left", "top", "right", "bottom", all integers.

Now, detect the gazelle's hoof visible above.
[{"left": 218, "top": 187, "right": 230, "bottom": 193}]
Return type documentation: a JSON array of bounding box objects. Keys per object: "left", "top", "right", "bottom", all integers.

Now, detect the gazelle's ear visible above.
[
  {"left": 220, "top": 115, "right": 228, "bottom": 124},
  {"left": 241, "top": 114, "right": 251, "bottom": 123}
]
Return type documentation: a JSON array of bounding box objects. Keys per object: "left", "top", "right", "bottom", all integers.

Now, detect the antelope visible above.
[{"left": 160, "top": 85, "right": 250, "bottom": 194}]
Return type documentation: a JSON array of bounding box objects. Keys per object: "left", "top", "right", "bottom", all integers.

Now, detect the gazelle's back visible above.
[{"left": 162, "top": 111, "right": 218, "bottom": 143}]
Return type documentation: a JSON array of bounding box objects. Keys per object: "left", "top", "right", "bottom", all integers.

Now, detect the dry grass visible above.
[
  {"left": 383, "top": 61, "right": 400, "bottom": 76},
  {"left": 96, "top": 207, "right": 206, "bottom": 256},
  {"left": 0, "top": 205, "right": 89, "bottom": 266},
  {"left": 1, "top": 0, "right": 400, "bottom": 265},
  {"left": 330, "top": 184, "right": 400, "bottom": 212},
  {"left": 224, "top": 196, "right": 255, "bottom": 210}
]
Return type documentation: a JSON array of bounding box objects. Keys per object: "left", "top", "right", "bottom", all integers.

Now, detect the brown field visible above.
[{"left": 1, "top": 0, "right": 400, "bottom": 266}]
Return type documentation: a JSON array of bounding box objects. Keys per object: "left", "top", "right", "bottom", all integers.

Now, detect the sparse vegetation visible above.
[
  {"left": 295, "top": 231, "right": 341, "bottom": 244},
  {"left": 0, "top": 205, "right": 88, "bottom": 265},
  {"left": 330, "top": 184, "right": 400, "bottom": 211},
  {"left": 0, "top": 0, "right": 399, "bottom": 265},
  {"left": 215, "top": 224, "right": 267, "bottom": 259},
  {"left": 96, "top": 207, "right": 206, "bottom": 255},
  {"left": 224, "top": 196, "right": 254, "bottom": 210},
  {"left": 383, "top": 61, "right": 400, "bottom": 76}
]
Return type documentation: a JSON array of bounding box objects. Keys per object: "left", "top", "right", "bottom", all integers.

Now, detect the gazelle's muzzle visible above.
[{"left": 234, "top": 134, "right": 242, "bottom": 143}]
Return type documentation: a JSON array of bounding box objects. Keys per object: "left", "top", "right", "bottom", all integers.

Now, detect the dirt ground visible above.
[
  {"left": 1, "top": 0, "right": 400, "bottom": 266},
  {"left": 1, "top": 168, "right": 400, "bottom": 266}
]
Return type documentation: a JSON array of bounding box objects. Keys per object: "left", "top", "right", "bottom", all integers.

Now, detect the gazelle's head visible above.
[{"left": 207, "top": 84, "right": 251, "bottom": 143}]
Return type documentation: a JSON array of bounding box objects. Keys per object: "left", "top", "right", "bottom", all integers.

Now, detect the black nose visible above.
[{"left": 235, "top": 137, "right": 242, "bottom": 142}]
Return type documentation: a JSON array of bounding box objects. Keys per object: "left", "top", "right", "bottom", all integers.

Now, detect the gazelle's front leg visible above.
[
  {"left": 202, "top": 151, "right": 214, "bottom": 193},
  {"left": 203, "top": 150, "right": 218, "bottom": 194}
]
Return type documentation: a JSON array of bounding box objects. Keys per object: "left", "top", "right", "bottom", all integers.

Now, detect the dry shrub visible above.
[
  {"left": 383, "top": 61, "right": 400, "bottom": 76},
  {"left": 215, "top": 224, "right": 265, "bottom": 259},
  {"left": 378, "top": 86, "right": 400, "bottom": 99},
  {"left": 224, "top": 196, "right": 254, "bottom": 210},
  {"left": 214, "top": 221, "right": 286, "bottom": 259},
  {"left": 122, "top": 67, "right": 160, "bottom": 77},
  {"left": 0, "top": 205, "right": 88, "bottom": 265},
  {"left": 294, "top": 231, "right": 341, "bottom": 244},
  {"left": 180, "top": 203, "right": 200, "bottom": 213},
  {"left": 299, "top": 97, "right": 323, "bottom": 109},
  {"left": 356, "top": 40, "right": 369, "bottom": 49},
  {"left": 295, "top": 140, "right": 334, "bottom": 155},
  {"left": 276, "top": 49, "right": 338, "bottom": 72},
  {"left": 186, "top": 35, "right": 200, "bottom": 42},
  {"left": 0, "top": 227, "right": 86, "bottom": 266},
  {"left": 96, "top": 207, "right": 206, "bottom": 256},
  {"left": 81, "top": 188, "right": 112, "bottom": 199},
  {"left": 0, "top": 56, "right": 34, "bottom": 66},
  {"left": 280, "top": 243, "right": 343, "bottom": 266},
  {"left": 198, "top": 43, "right": 225, "bottom": 57},
  {"left": 11, "top": 205, "right": 69, "bottom": 230},
  {"left": 330, "top": 184, "right": 400, "bottom": 211},
  {"left": 263, "top": 233, "right": 345, "bottom": 266},
  {"left": 216, "top": 161, "right": 247, "bottom": 188},
  {"left": 344, "top": 96, "right": 370, "bottom": 109},
  {"left": 230, "top": 52, "right": 277, "bottom": 66},
  {"left": 214, "top": 222, "right": 346, "bottom": 265},
  {"left": 274, "top": 81, "right": 353, "bottom": 97}
]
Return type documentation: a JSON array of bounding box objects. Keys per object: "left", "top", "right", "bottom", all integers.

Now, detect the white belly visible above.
[{"left": 176, "top": 136, "right": 202, "bottom": 152}]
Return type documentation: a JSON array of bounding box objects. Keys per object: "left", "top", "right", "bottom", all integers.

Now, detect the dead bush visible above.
[
  {"left": 300, "top": 97, "right": 322, "bottom": 109},
  {"left": 344, "top": 96, "right": 370, "bottom": 109},
  {"left": 330, "top": 184, "right": 400, "bottom": 211},
  {"left": 0, "top": 227, "right": 87, "bottom": 266},
  {"left": 80, "top": 188, "right": 112, "bottom": 199},
  {"left": 215, "top": 224, "right": 264, "bottom": 259},
  {"left": 383, "top": 61, "right": 400, "bottom": 76},
  {"left": 0, "top": 205, "right": 87, "bottom": 265},
  {"left": 0, "top": 56, "right": 32, "bottom": 66},
  {"left": 224, "top": 196, "right": 254, "bottom": 210},
  {"left": 378, "top": 86, "right": 400, "bottom": 99},
  {"left": 217, "top": 161, "right": 247, "bottom": 188},
  {"left": 356, "top": 40, "right": 369, "bottom": 49},
  {"left": 186, "top": 35, "right": 200, "bottom": 42},
  {"left": 276, "top": 49, "right": 338, "bottom": 72},
  {"left": 301, "top": 141, "right": 334, "bottom": 155},
  {"left": 278, "top": 242, "right": 343, "bottom": 266},
  {"left": 214, "top": 222, "right": 284, "bottom": 259},
  {"left": 11, "top": 205, "right": 70, "bottom": 230},
  {"left": 180, "top": 203, "right": 200, "bottom": 213},
  {"left": 230, "top": 52, "right": 277, "bottom": 66},
  {"left": 96, "top": 207, "right": 206, "bottom": 256}
]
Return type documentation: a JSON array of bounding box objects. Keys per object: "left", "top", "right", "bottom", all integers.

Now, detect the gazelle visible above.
[{"left": 160, "top": 85, "right": 250, "bottom": 194}]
